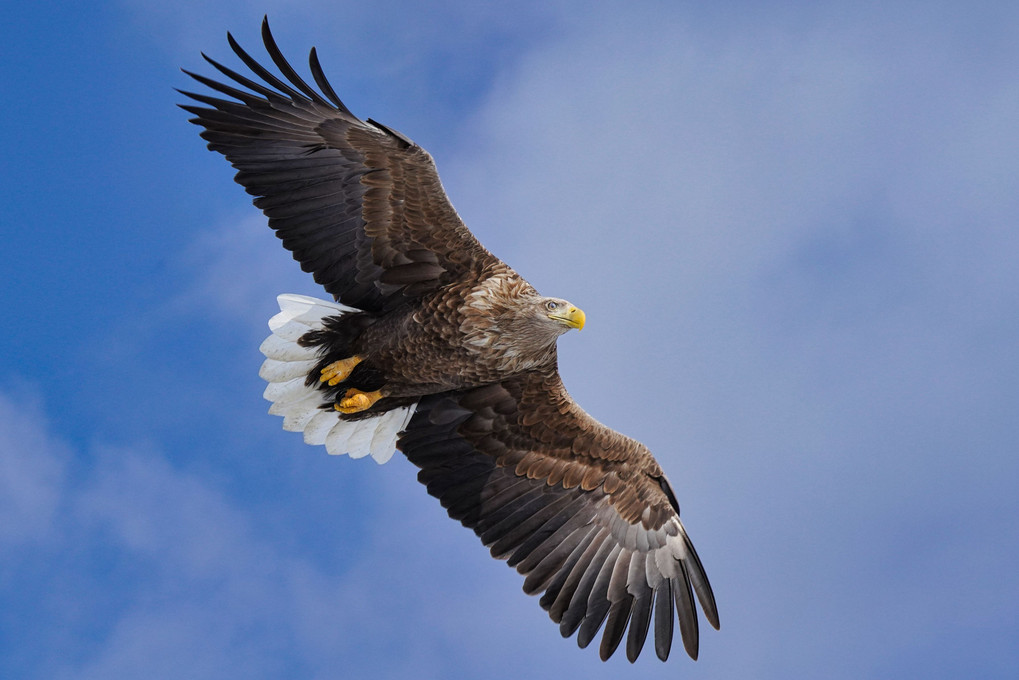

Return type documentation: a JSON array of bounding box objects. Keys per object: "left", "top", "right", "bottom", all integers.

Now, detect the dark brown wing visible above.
[
  {"left": 397, "top": 370, "right": 719, "bottom": 662},
  {"left": 179, "top": 18, "right": 500, "bottom": 311}
]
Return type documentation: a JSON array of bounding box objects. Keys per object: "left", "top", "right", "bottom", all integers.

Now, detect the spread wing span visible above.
[{"left": 181, "top": 18, "right": 719, "bottom": 663}]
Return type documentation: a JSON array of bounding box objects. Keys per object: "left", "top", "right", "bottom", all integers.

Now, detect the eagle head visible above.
[{"left": 541, "top": 297, "right": 585, "bottom": 332}]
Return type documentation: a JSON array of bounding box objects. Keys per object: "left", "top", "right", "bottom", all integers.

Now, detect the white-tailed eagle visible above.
[{"left": 180, "top": 18, "right": 719, "bottom": 663}]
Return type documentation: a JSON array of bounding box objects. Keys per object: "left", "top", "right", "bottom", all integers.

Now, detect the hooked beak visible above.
[{"left": 550, "top": 305, "right": 585, "bottom": 331}]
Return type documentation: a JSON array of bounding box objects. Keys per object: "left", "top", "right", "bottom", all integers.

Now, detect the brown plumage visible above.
[{"left": 180, "top": 18, "right": 718, "bottom": 662}]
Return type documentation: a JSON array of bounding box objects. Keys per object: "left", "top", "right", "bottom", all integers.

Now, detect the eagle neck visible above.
[{"left": 460, "top": 270, "right": 562, "bottom": 376}]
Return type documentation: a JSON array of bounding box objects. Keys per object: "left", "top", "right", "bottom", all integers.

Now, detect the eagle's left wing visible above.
[{"left": 398, "top": 370, "right": 719, "bottom": 662}]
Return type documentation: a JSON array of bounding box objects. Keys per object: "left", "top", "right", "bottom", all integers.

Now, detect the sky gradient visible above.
[{"left": 3, "top": 1, "right": 1018, "bottom": 678}]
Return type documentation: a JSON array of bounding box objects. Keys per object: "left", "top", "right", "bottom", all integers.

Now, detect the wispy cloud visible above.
[
  {"left": 0, "top": 378, "right": 588, "bottom": 678},
  {"left": 435, "top": 6, "right": 1019, "bottom": 675},
  {"left": 0, "top": 384, "right": 493, "bottom": 678},
  {"left": 0, "top": 387, "right": 67, "bottom": 546},
  {"left": 159, "top": 4, "right": 1019, "bottom": 675},
  {"left": 8, "top": 2, "right": 1017, "bottom": 678}
]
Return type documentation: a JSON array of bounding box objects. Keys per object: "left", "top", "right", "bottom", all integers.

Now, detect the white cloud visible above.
[
  {"left": 48, "top": 2, "right": 1017, "bottom": 677},
  {"left": 433, "top": 6, "right": 1019, "bottom": 675},
  {"left": 171, "top": 212, "right": 318, "bottom": 332},
  {"left": 0, "top": 386, "right": 67, "bottom": 546},
  {"left": 0, "top": 381, "right": 581, "bottom": 678}
]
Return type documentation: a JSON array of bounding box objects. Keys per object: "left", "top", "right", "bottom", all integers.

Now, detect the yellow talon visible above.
[
  {"left": 320, "top": 356, "right": 362, "bottom": 386},
  {"left": 335, "top": 388, "right": 384, "bottom": 414}
]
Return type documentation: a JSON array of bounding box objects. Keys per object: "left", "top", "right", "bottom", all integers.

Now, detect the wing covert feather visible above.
[{"left": 397, "top": 371, "right": 719, "bottom": 662}]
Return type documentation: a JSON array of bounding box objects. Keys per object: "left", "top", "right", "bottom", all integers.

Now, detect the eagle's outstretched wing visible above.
[
  {"left": 179, "top": 17, "right": 500, "bottom": 311},
  {"left": 183, "top": 19, "right": 719, "bottom": 664},
  {"left": 399, "top": 370, "right": 719, "bottom": 661}
]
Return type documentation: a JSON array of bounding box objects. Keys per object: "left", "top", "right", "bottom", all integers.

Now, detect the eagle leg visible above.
[
  {"left": 335, "top": 387, "right": 385, "bottom": 414},
  {"left": 320, "top": 356, "right": 363, "bottom": 386}
]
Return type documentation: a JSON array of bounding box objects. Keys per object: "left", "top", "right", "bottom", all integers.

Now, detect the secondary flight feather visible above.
[{"left": 180, "top": 18, "right": 719, "bottom": 662}]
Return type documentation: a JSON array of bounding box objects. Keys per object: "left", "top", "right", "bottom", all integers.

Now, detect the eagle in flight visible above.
[{"left": 180, "top": 18, "right": 718, "bottom": 663}]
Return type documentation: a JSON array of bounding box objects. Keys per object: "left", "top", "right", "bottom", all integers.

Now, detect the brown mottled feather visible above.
[{"left": 182, "top": 19, "right": 718, "bottom": 664}]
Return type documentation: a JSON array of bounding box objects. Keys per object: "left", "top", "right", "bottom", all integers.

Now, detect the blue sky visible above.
[{"left": 3, "top": 1, "right": 1018, "bottom": 677}]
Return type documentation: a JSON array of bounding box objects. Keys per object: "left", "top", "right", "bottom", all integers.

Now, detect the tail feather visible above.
[
  {"left": 279, "top": 393, "right": 325, "bottom": 432},
  {"left": 346, "top": 424, "right": 375, "bottom": 459},
  {"left": 325, "top": 418, "right": 357, "bottom": 454},
  {"left": 369, "top": 407, "right": 414, "bottom": 464},
  {"left": 259, "top": 333, "right": 315, "bottom": 361},
  {"left": 269, "top": 318, "right": 316, "bottom": 342},
  {"left": 259, "top": 294, "right": 416, "bottom": 464},
  {"left": 272, "top": 293, "right": 356, "bottom": 329},
  {"left": 302, "top": 411, "right": 338, "bottom": 446},
  {"left": 264, "top": 376, "right": 312, "bottom": 405},
  {"left": 259, "top": 357, "right": 318, "bottom": 382}
]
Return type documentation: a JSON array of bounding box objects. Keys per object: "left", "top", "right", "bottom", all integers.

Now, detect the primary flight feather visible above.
[{"left": 180, "top": 18, "right": 719, "bottom": 662}]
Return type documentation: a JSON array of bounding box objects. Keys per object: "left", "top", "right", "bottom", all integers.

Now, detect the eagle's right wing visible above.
[{"left": 180, "top": 18, "right": 501, "bottom": 312}]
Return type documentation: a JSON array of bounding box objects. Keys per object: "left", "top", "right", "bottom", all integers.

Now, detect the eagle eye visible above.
[{"left": 545, "top": 300, "right": 559, "bottom": 311}]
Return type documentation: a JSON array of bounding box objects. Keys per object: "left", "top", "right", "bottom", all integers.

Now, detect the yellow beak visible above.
[{"left": 550, "top": 305, "right": 585, "bottom": 330}]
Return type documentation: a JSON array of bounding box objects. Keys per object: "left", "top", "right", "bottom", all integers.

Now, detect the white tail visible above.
[{"left": 258, "top": 294, "right": 415, "bottom": 464}]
